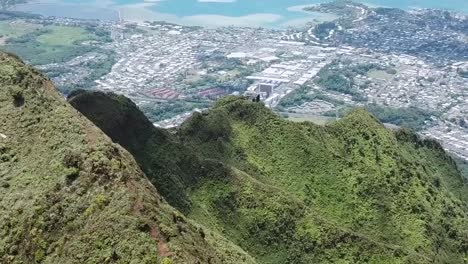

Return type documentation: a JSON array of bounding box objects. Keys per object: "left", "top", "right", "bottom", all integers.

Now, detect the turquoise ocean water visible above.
[
  {"left": 13, "top": 0, "right": 468, "bottom": 27},
  {"left": 149, "top": 0, "right": 468, "bottom": 16}
]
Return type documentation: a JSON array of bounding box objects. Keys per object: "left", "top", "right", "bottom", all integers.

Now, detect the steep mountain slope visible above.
[
  {"left": 70, "top": 93, "right": 468, "bottom": 264},
  {"left": 68, "top": 90, "right": 209, "bottom": 214},
  {"left": 0, "top": 53, "right": 256, "bottom": 264}
]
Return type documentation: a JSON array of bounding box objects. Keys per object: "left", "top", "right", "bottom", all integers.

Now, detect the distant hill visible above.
[{"left": 70, "top": 90, "right": 468, "bottom": 263}]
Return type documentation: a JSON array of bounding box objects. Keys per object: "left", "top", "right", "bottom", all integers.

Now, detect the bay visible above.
[{"left": 12, "top": 0, "right": 468, "bottom": 28}]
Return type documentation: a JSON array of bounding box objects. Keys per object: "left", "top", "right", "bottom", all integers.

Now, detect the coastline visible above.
[
  {"left": 8, "top": 0, "right": 468, "bottom": 28},
  {"left": 12, "top": 1, "right": 120, "bottom": 21},
  {"left": 8, "top": 0, "right": 336, "bottom": 28}
]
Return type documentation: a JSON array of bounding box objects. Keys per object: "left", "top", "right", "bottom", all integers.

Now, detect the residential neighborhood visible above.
[{"left": 3, "top": 2, "right": 467, "bottom": 161}]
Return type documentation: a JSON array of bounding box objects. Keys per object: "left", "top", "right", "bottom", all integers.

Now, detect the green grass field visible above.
[
  {"left": 37, "top": 25, "right": 96, "bottom": 46},
  {"left": 0, "top": 22, "right": 104, "bottom": 64},
  {"left": 367, "top": 69, "right": 395, "bottom": 81},
  {"left": 0, "top": 20, "right": 40, "bottom": 41},
  {"left": 283, "top": 112, "right": 335, "bottom": 125}
]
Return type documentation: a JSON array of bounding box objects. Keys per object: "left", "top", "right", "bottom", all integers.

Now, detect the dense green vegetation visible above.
[
  {"left": 0, "top": 53, "right": 255, "bottom": 264},
  {"left": 139, "top": 100, "right": 211, "bottom": 122},
  {"left": 277, "top": 85, "right": 344, "bottom": 108},
  {"left": 305, "top": 0, "right": 370, "bottom": 29},
  {"left": 454, "top": 157, "right": 468, "bottom": 180},
  {"left": 1, "top": 23, "right": 111, "bottom": 65},
  {"left": 315, "top": 59, "right": 390, "bottom": 96},
  {"left": 0, "top": 20, "right": 40, "bottom": 39},
  {"left": 0, "top": 19, "right": 115, "bottom": 93},
  {"left": 365, "top": 104, "right": 435, "bottom": 130},
  {"left": 36, "top": 26, "right": 95, "bottom": 46},
  {"left": 324, "top": 104, "right": 435, "bottom": 131},
  {"left": 0, "top": 10, "right": 40, "bottom": 20},
  {"left": 314, "top": 22, "right": 337, "bottom": 39},
  {"left": 72, "top": 90, "right": 468, "bottom": 264},
  {"left": 277, "top": 86, "right": 316, "bottom": 107},
  {"left": 3, "top": 28, "right": 88, "bottom": 64}
]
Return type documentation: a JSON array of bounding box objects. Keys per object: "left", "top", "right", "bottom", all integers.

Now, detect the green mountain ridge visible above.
[
  {"left": 0, "top": 53, "right": 256, "bottom": 264},
  {"left": 2, "top": 52, "right": 468, "bottom": 263},
  {"left": 69, "top": 90, "right": 468, "bottom": 263}
]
